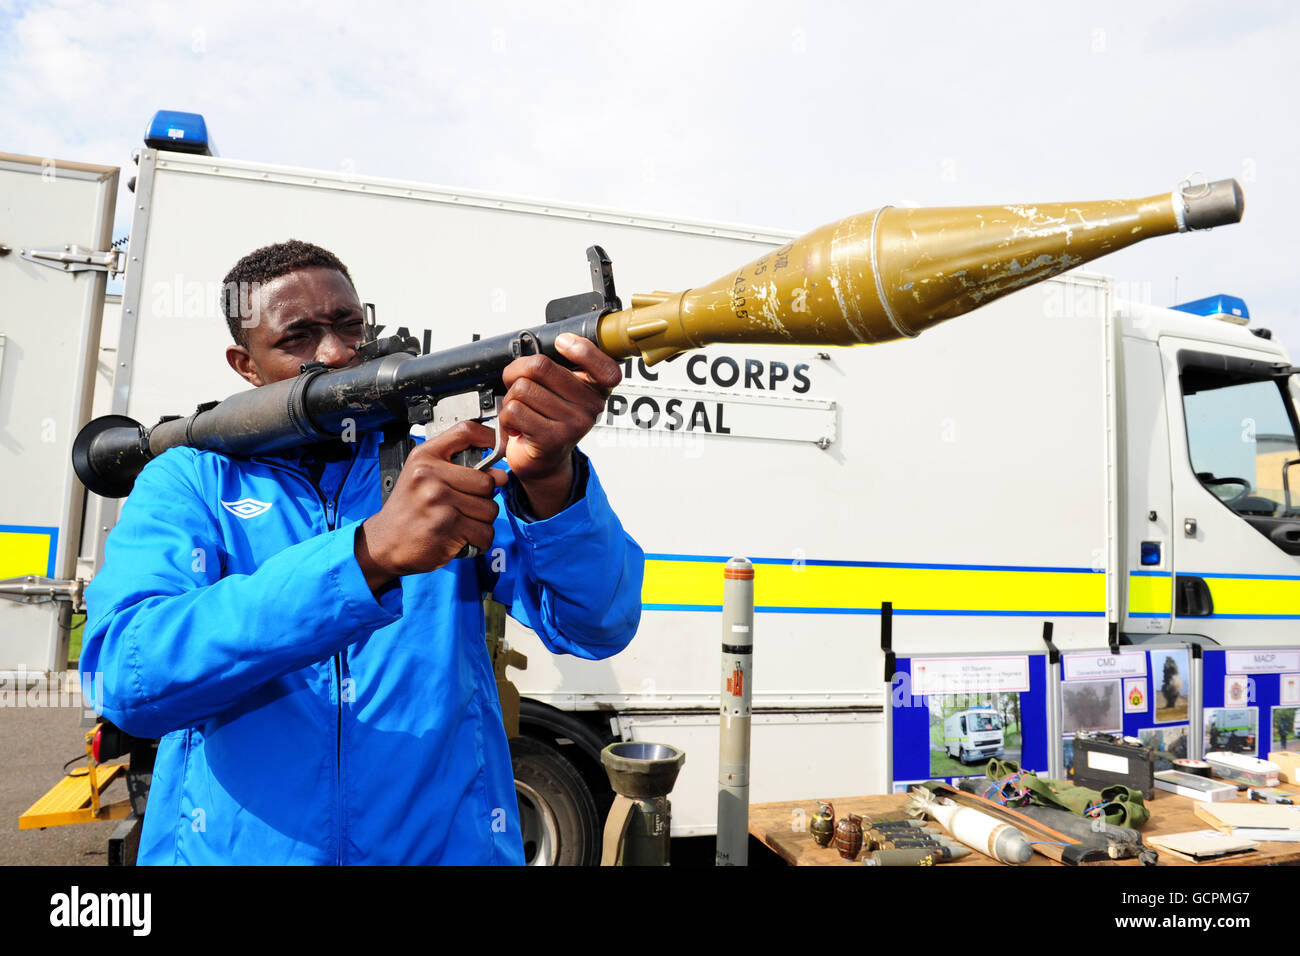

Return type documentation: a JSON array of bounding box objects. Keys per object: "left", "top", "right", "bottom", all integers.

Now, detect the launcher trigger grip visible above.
[
  {"left": 459, "top": 394, "right": 506, "bottom": 472},
  {"left": 450, "top": 443, "right": 495, "bottom": 561},
  {"left": 430, "top": 386, "right": 508, "bottom": 559}
]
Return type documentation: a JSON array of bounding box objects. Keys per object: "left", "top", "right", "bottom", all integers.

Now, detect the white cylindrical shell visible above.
[{"left": 924, "top": 799, "right": 1032, "bottom": 865}]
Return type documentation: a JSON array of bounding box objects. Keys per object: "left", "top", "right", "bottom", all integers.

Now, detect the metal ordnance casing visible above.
[
  {"left": 596, "top": 182, "right": 1243, "bottom": 363},
  {"left": 910, "top": 789, "right": 1033, "bottom": 864},
  {"left": 715, "top": 557, "right": 754, "bottom": 866}
]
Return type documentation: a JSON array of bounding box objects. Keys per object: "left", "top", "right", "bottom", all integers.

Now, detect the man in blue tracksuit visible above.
[{"left": 81, "top": 240, "right": 643, "bottom": 864}]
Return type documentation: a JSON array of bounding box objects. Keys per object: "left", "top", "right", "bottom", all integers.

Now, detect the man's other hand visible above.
[
  {"left": 355, "top": 421, "right": 507, "bottom": 593},
  {"left": 499, "top": 333, "right": 621, "bottom": 518}
]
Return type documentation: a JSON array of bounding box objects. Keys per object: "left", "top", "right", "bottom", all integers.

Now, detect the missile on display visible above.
[{"left": 598, "top": 179, "right": 1244, "bottom": 364}]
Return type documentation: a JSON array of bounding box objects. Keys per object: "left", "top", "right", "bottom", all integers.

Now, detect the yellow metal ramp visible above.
[{"left": 19, "top": 763, "right": 130, "bottom": 829}]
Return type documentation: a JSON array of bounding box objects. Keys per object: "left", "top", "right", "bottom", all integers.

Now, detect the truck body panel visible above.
[{"left": 0, "top": 153, "right": 118, "bottom": 674}]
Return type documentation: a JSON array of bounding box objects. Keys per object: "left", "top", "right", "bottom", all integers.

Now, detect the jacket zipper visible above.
[
  {"left": 255, "top": 447, "right": 358, "bottom": 865},
  {"left": 333, "top": 652, "right": 343, "bottom": 865}
]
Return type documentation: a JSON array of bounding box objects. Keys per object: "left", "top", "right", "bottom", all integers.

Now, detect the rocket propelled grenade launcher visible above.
[{"left": 73, "top": 179, "right": 1244, "bottom": 498}]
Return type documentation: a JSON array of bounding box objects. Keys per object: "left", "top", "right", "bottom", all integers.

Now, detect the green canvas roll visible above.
[{"left": 985, "top": 758, "right": 1150, "bottom": 828}]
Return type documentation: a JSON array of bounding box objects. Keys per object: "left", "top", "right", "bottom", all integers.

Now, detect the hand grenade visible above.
[
  {"left": 810, "top": 801, "right": 835, "bottom": 848},
  {"left": 834, "top": 812, "right": 864, "bottom": 861}
]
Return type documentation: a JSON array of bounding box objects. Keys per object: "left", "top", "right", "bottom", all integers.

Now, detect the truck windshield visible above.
[
  {"left": 971, "top": 714, "right": 1001, "bottom": 731},
  {"left": 1182, "top": 371, "right": 1300, "bottom": 517}
]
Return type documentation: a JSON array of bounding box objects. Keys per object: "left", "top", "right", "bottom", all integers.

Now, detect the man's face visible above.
[{"left": 225, "top": 266, "right": 365, "bottom": 386}]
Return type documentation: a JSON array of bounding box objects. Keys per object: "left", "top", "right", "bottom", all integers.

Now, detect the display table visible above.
[{"left": 748, "top": 784, "right": 1300, "bottom": 866}]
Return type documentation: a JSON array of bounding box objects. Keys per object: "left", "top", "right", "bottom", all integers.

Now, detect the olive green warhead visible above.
[{"left": 598, "top": 179, "right": 1244, "bottom": 364}]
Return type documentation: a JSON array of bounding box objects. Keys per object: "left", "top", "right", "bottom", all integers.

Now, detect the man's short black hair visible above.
[{"left": 221, "top": 239, "right": 356, "bottom": 347}]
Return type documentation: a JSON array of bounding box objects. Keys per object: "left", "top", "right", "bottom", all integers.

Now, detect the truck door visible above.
[
  {"left": 1161, "top": 337, "right": 1300, "bottom": 645},
  {"left": 0, "top": 153, "right": 119, "bottom": 674}
]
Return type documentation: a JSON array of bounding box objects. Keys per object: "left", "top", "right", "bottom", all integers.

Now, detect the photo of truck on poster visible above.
[
  {"left": 1204, "top": 707, "right": 1260, "bottom": 756},
  {"left": 929, "top": 694, "right": 1021, "bottom": 778}
]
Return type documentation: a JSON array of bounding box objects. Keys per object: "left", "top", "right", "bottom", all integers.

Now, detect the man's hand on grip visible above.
[
  {"left": 499, "top": 333, "right": 620, "bottom": 517},
  {"left": 355, "top": 421, "right": 507, "bottom": 594}
]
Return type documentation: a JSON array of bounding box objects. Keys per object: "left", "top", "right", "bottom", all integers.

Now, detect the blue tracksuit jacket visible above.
[{"left": 80, "top": 431, "right": 642, "bottom": 864}]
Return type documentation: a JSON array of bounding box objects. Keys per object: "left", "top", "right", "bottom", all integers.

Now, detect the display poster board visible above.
[
  {"left": 1201, "top": 648, "right": 1300, "bottom": 760},
  {"left": 890, "top": 654, "right": 1048, "bottom": 792},
  {"left": 1058, "top": 646, "right": 1194, "bottom": 775}
]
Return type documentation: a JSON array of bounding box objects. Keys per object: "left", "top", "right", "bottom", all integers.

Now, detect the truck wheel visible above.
[{"left": 511, "top": 736, "right": 600, "bottom": 866}]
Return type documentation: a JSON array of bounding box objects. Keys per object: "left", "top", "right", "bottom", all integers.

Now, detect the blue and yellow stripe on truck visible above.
[
  {"left": 1127, "top": 570, "right": 1172, "bottom": 618},
  {"left": 0, "top": 525, "right": 58, "bottom": 579},
  {"left": 1188, "top": 572, "right": 1300, "bottom": 619},
  {"left": 642, "top": 554, "right": 1106, "bottom": 616},
  {"left": 1127, "top": 569, "right": 1300, "bottom": 619}
]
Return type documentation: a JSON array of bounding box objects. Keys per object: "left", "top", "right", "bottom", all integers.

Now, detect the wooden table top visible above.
[{"left": 749, "top": 784, "right": 1300, "bottom": 867}]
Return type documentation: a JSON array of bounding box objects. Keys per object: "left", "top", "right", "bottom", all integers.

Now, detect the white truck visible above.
[
  {"left": 943, "top": 708, "right": 1005, "bottom": 764},
  {"left": 4, "top": 114, "right": 1298, "bottom": 864}
]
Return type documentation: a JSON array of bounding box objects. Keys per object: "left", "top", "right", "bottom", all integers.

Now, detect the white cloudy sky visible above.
[{"left": 3, "top": 0, "right": 1298, "bottom": 352}]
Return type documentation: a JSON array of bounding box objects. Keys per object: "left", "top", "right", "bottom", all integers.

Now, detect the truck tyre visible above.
[{"left": 511, "top": 736, "right": 600, "bottom": 866}]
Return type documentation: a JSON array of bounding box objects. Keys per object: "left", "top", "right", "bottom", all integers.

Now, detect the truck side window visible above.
[
  {"left": 959, "top": 717, "right": 966, "bottom": 734},
  {"left": 1182, "top": 372, "right": 1300, "bottom": 517}
]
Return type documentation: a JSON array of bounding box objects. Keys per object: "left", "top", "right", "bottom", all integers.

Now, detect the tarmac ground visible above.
[{"left": 1, "top": 677, "right": 124, "bottom": 865}]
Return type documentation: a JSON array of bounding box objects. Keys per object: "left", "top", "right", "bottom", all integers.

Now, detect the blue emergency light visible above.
[
  {"left": 144, "top": 110, "right": 215, "bottom": 156},
  {"left": 1171, "top": 293, "right": 1250, "bottom": 322},
  {"left": 1140, "top": 541, "right": 1161, "bottom": 566}
]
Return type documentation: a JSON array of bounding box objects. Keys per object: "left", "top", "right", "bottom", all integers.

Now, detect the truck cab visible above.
[{"left": 1119, "top": 294, "right": 1300, "bottom": 646}]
